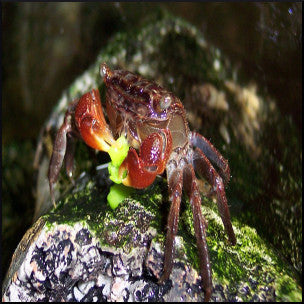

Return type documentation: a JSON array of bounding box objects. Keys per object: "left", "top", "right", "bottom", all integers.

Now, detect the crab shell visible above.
[{"left": 101, "top": 63, "right": 189, "bottom": 152}]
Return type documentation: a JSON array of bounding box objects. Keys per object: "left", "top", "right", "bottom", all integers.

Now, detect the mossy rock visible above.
[{"left": 2, "top": 174, "right": 301, "bottom": 301}]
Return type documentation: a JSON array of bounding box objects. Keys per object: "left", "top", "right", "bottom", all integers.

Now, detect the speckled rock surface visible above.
[
  {"left": 3, "top": 11, "right": 301, "bottom": 302},
  {"left": 2, "top": 178, "right": 205, "bottom": 302},
  {"left": 2, "top": 173, "right": 301, "bottom": 302}
]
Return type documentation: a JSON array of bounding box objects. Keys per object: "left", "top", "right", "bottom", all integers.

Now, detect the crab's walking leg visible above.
[
  {"left": 193, "top": 148, "right": 236, "bottom": 245},
  {"left": 159, "top": 169, "right": 183, "bottom": 284},
  {"left": 190, "top": 131, "right": 230, "bottom": 184},
  {"left": 64, "top": 134, "right": 77, "bottom": 183},
  {"left": 48, "top": 107, "right": 76, "bottom": 206},
  {"left": 183, "top": 164, "right": 212, "bottom": 302}
]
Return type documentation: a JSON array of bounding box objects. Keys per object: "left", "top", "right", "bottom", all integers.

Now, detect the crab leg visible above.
[
  {"left": 64, "top": 134, "right": 76, "bottom": 182},
  {"left": 190, "top": 131, "right": 230, "bottom": 184},
  {"left": 193, "top": 148, "right": 236, "bottom": 245},
  {"left": 48, "top": 105, "right": 77, "bottom": 205},
  {"left": 183, "top": 164, "right": 212, "bottom": 302},
  {"left": 159, "top": 169, "right": 183, "bottom": 284},
  {"left": 119, "top": 130, "right": 172, "bottom": 189}
]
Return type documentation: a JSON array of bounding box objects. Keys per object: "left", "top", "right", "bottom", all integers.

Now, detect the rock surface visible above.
[{"left": 2, "top": 175, "right": 301, "bottom": 301}]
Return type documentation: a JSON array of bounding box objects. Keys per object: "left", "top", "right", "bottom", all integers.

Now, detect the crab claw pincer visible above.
[
  {"left": 74, "top": 89, "right": 115, "bottom": 152},
  {"left": 119, "top": 130, "right": 172, "bottom": 189}
]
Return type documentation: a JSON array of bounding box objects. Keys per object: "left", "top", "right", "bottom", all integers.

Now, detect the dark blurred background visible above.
[
  {"left": 2, "top": 2, "right": 302, "bottom": 144},
  {"left": 1, "top": 2, "right": 302, "bottom": 283}
]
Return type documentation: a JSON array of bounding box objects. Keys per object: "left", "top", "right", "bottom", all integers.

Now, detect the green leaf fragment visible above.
[
  {"left": 108, "top": 135, "right": 129, "bottom": 167},
  {"left": 107, "top": 184, "right": 133, "bottom": 210},
  {"left": 106, "top": 135, "right": 131, "bottom": 209},
  {"left": 107, "top": 135, "right": 129, "bottom": 184}
]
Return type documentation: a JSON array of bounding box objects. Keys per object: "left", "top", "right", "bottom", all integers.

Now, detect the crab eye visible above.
[{"left": 158, "top": 94, "right": 172, "bottom": 111}]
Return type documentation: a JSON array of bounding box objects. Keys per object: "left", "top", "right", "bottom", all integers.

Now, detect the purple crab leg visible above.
[
  {"left": 48, "top": 103, "right": 79, "bottom": 205},
  {"left": 48, "top": 119, "right": 72, "bottom": 205},
  {"left": 183, "top": 164, "right": 212, "bottom": 302},
  {"left": 64, "top": 134, "right": 76, "bottom": 184},
  {"left": 193, "top": 147, "right": 236, "bottom": 245},
  {"left": 190, "top": 131, "right": 230, "bottom": 184},
  {"left": 159, "top": 169, "right": 183, "bottom": 284}
]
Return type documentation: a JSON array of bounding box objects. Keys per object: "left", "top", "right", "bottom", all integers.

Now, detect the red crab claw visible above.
[
  {"left": 75, "top": 89, "right": 115, "bottom": 152},
  {"left": 119, "top": 130, "right": 172, "bottom": 189}
]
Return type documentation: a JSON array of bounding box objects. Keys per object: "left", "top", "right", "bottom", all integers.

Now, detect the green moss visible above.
[
  {"left": 44, "top": 181, "right": 107, "bottom": 233},
  {"left": 176, "top": 191, "right": 301, "bottom": 301},
  {"left": 276, "top": 274, "right": 302, "bottom": 302},
  {"left": 43, "top": 176, "right": 167, "bottom": 252}
]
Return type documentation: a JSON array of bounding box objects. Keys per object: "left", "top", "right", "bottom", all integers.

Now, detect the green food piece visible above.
[
  {"left": 108, "top": 163, "right": 120, "bottom": 184},
  {"left": 107, "top": 184, "right": 133, "bottom": 210},
  {"left": 108, "top": 135, "right": 129, "bottom": 184},
  {"left": 108, "top": 163, "right": 128, "bottom": 184},
  {"left": 108, "top": 136, "right": 129, "bottom": 167},
  {"left": 107, "top": 135, "right": 131, "bottom": 209}
]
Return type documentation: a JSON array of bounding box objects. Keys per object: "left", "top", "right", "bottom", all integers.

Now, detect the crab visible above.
[{"left": 48, "top": 63, "right": 236, "bottom": 301}]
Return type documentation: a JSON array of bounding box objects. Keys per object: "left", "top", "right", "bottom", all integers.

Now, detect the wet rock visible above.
[
  {"left": 2, "top": 174, "right": 301, "bottom": 302},
  {"left": 2, "top": 180, "right": 205, "bottom": 302}
]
